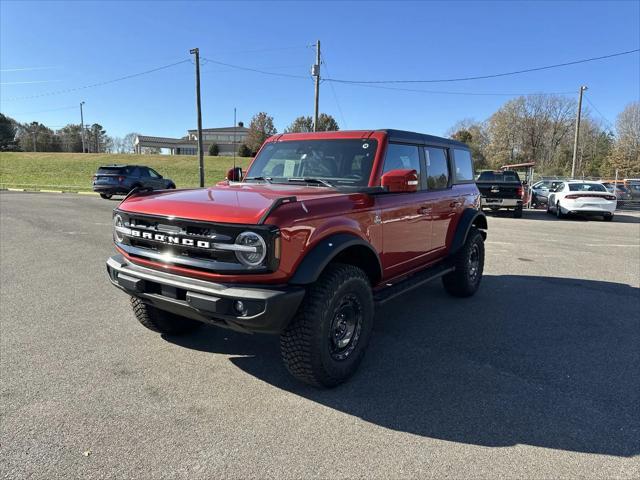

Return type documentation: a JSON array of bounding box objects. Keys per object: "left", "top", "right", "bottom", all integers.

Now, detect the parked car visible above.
[
  {"left": 531, "top": 180, "right": 564, "bottom": 207},
  {"left": 547, "top": 181, "right": 617, "bottom": 221},
  {"left": 92, "top": 165, "right": 176, "bottom": 199},
  {"left": 106, "top": 129, "right": 488, "bottom": 387},
  {"left": 476, "top": 170, "right": 523, "bottom": 217},
  {"left": 626, "top": 182, "right": 640, "bottom": 200},
  {"left": 601, "top": 182, "right": 633, "bottom": 205}
]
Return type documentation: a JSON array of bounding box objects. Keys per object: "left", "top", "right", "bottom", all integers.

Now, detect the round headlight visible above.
[
  {"left": 235, "top": 231, "right": 267, "bottom": 267},
  {"left": 113, "top": 214, "right": 125, "bottom": 243}
]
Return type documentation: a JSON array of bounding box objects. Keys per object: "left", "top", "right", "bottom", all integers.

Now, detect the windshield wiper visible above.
[
  {"left": 287, "top": 177, "right": 334, "bottom": 187},
  {"left": 245, "top": 176, "right": 272, "bottom": 183}
]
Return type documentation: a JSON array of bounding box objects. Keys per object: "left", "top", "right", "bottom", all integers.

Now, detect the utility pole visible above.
[
  {"left": 190, "top": 48, "right": 205, "bottom": 187},
  {"left": 79, "top": 101, "right": 86, "bottom": 153},
  {"left": 312, "top": 40, "right": 320, "bottom": 131},
  {"left": 32, "top": 128, "right": 37, "bottom": 152},
  {"left": 571, "top": 85, "right": 588, "bottom": 178},
  {"left": 233, "top": 107, "right": 237, "bottom": 170}
]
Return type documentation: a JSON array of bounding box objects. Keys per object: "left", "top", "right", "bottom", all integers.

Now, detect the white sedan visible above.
[{"left": 547, "top": 181, "right": 617, "bottom": 221}]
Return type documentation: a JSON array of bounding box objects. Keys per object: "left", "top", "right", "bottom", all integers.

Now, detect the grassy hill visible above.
[{"left": 0, "top": 152, "right": 251, "bottom": 191}]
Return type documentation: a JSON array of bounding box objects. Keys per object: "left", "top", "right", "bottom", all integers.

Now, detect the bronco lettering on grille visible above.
[{"left": 129, "top": 229, "right": 211, "bottom": 249}]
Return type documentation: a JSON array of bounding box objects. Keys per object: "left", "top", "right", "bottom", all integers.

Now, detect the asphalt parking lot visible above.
[{"left": 1, "top": 192, "right": 639, "bottom": 479}]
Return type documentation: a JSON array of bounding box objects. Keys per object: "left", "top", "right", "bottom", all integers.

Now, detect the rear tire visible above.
[
  {"left": 556, "top": 202, "right": 565, "bottom": 219},
  {"left": 100, "top": 193, "right": 112, "bottom": 199},
  {"left": 442, "top": 227, "right": 484, "bottom": 298},
  {"left": 280, "top": 264, "right": 374, "bottom": 388},
  {"left": 513, "top": 205, "right": 523, "bottom": 218},
  {"left": 603, "top": 214, "right": 613, "bottom": 222},
  {"left": 131, "top": 297, "right": 202, "bottom": 335}
]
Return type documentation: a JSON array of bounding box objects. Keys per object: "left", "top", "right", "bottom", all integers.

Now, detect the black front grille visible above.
[{"left": 114, "top": 210, "right": 279, "bottom": 273}]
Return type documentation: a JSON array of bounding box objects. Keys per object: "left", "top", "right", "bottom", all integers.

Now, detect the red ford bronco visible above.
[{"left": 107, "top": 130, "right": 487, "bottom": 387}]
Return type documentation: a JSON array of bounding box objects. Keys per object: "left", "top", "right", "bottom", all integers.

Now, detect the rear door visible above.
[
  {"left": 377, "top": 143, "right": 433, "bottom": 278},
  {"left": 423, "top": 146, "right": 456, "bottom": 252},
  {"left": 137, "top": 167, "right": 162, "bottom": 189}
]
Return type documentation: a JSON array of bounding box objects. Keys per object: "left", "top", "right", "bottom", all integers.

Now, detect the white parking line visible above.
[{"left": 585, "top": 244, "right": 639, "bottom": 248}]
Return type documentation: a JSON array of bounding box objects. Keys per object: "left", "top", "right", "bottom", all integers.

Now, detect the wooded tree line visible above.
[
  {"left": 0, "top": 111, "right": 341, "bottom": 157},
  {"left": 0, "top": 114, "right": 145, "bottom": 154},
  {"left": 448, "top": 96, "right": 639, "bottom": 178}
]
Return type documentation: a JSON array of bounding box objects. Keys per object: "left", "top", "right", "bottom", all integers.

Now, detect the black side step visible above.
[{"left": 374, "top": 262, "right": 454, "bottom": 305}]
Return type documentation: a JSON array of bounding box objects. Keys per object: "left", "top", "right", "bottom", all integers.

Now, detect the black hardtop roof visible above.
[
  {"left": 98, "top": 164, "right": 148, "bottom": 169},
  {"left": 377, "top": 129, "right": 468, "bottom": 149}
]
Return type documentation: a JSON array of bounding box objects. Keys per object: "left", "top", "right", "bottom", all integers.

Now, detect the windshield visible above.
[
  {"left": 477, "top": 171, "right": 520, "bottom": 182},
  {"left": 568, "top": 183, "right": 607, "bottom": 192},
  {"left": 246, "top": 139, "right": 378, "bottom": 187}
]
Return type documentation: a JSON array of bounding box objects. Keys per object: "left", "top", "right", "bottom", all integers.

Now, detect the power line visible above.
[
  {"left": 585, "top": 97, "right": 615, "bottom": 130},
  {"left": 1, "top": 80, "right": 62, "bottom": 86},
  {"left": 320, "top": 52, "right": 347, "bottom": 128},
  {"left": 6, "top": 105, "right": 77, "bottom": 116},
  {"left": 201, "top": 57, "right": 309, "bottom": 80},
  {"left": 2, "top": 59, "right": 191, "bottom": 101},
  {"left": 200, "top": 56, "right": 573, "bottom": 97},
  {"left": 323, "top": 48, "right": 640, "bottom": 84},
  {"left": 0, "top": 66, "right": 58, "bottom": 73},
  {"left": 326, "top": 81, "right": 575, "bottom": 97}
]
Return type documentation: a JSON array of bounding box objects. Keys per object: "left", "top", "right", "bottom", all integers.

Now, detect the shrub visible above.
[
  {"left": 238, "top": 143, "right": 252, "bottom": 157},
  {"left": 208, "top": 143, "right": 219, "bottom": 156}
]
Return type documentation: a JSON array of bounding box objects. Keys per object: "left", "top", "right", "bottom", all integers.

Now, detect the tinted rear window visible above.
[
  {"left": 97, "top": 166, "right": 129, "bottom": 175},
  {"left": 568, "top": 183, "right": 607, "bottom": 192},
  {"left": 477, "top": 171, "right": 520, "bottom": 182}
]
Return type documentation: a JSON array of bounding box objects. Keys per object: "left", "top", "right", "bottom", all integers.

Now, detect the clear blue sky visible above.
[{"left": 1, "top": 1, "right": 639, "bottom": 139}]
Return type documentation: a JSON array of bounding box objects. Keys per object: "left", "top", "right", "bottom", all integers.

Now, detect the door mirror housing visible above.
[
  {"left": 380, "top": 169, "right": 419, "bottom": 193},
  {"left": 226, "top": 167, "right": 243, "bottom": 182}
]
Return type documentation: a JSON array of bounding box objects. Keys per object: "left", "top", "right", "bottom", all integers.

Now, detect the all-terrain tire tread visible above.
[
  {"left": 280, "top": 264, "right": 371, "bottom": 387},
  {"left": 130, "top": 297, "right": 201, "bottom": 335},
  {"left": 442, "top": 228, "right": 484, "bottom": 298}
]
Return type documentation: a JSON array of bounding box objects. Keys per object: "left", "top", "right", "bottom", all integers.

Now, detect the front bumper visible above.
[{"left": 106, "top": 254, "right": 305, "bottom": 334}]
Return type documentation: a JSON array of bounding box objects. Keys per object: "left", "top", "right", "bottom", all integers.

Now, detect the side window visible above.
[
  {"left": 424, "top": 147, "right": 449, "bottom": 189},
  {"left": 452, "top": 149, "right": 474, "bottom": 183},
  {"left": 138, "top": 168, "right": 150, "bottom": 178},
  {"left": 148, "top": 168, "right": 161, "bottom": 178},
  {"left": 553, "top": 183, "right": 564, "bottom": 192},
  {"left": 383, "top": 143, "right": 421, "bottom": 182}
]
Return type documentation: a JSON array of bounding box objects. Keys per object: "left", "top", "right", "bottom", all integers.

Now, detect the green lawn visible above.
[{"left": 0, "top": 152, "right": 251, "bottom": 191}]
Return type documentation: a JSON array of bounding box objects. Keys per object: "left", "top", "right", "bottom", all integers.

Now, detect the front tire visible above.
[
  {"left": 280, "top": 264, "right": 374, "bottom": 388},
  {"left": 603, "top": 214, "right": 613, "bottom": 222},
  {"left": 100, "top": 193, "right": 112, "bottom": 199},
  {"left": 131, "top": 297, "right": 202, "bottom": 335},
  {"left": 442, "top": 227, "right": 484, "bottom": 298},
  {"left": 556, "top": 202, "right": 565, "bottom": 219}
]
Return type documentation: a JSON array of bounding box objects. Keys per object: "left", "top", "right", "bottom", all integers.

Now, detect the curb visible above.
[{"left": 1, "top": 187, "right": 98, "bottom": 195}]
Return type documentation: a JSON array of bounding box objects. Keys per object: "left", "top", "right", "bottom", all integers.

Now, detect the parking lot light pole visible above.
[
  {"left": 190, "top": 48, "right": 205, "bottom": 187},
  {"left": 79, "top": 102, "right": 86, "bottom": 153},
  {"left": 571, "top": 86, "right": 588, "bottom": 179}
]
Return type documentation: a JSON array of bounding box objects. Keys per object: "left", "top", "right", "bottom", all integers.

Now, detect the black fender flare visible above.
[
  {"left": 289, "top": 233, "right": 382, "bottom": 285},
  {"left": 450, "top": 208, "right": 487, "bottom": 255}
]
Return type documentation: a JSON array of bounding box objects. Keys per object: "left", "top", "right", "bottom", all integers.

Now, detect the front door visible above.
[{"left": 378, "top": 143, "right": 433, "bottom": 279}]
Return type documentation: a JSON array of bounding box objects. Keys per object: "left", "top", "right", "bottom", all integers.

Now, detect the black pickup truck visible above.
[{"left": 476, "top": 170, "right": 524, "bottom": 218}]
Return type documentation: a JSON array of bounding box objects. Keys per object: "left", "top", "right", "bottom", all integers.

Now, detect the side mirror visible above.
[
  {"left": 381, "top": 169, "right": 419, "bottom": 193},
  {"left": 226, "top": 167, "right": 243, "bottom": 182}
]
